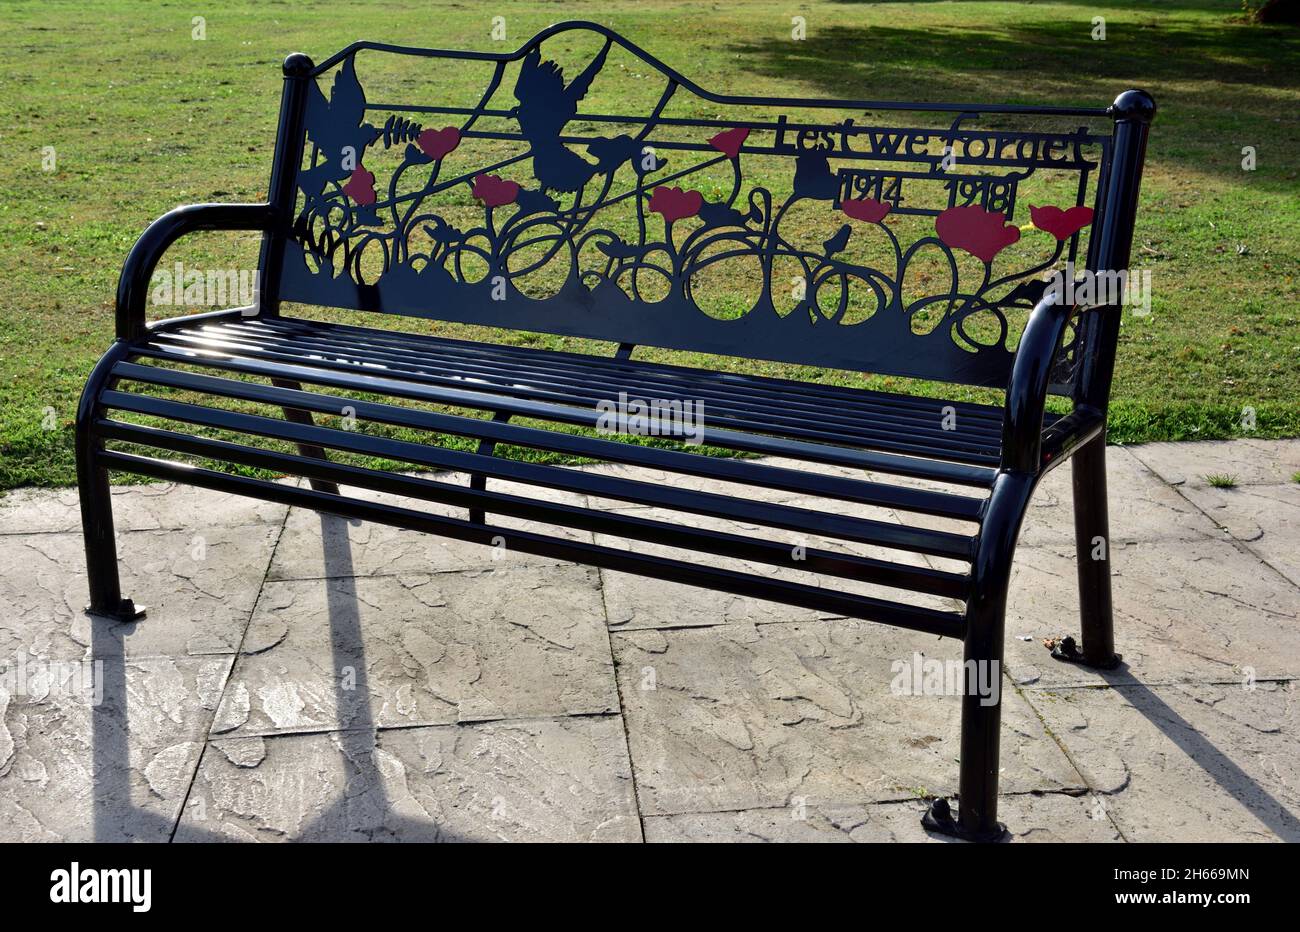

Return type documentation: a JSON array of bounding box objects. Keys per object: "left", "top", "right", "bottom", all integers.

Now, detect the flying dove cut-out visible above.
[
  {"left": 299, "top": 57, "right": 382, "bottom": 198},
  {"left": 512, "top": 40, "right": 617, "bottom": 193}
]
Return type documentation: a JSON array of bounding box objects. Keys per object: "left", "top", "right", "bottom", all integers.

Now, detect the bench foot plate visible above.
[
  {"left": 921, "top": 797, "right": 1009, "bottom": 843},
  {"left": 1048, "top": 635, "right": 1122, "bottom": 669},
  {"left": 85, "top": 598, "right": 147, "bottom": 623}
]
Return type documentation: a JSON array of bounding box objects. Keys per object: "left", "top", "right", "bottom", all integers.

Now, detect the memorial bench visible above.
[{"left": 77, "top": 22, "right": 1153, "bottom": 841}]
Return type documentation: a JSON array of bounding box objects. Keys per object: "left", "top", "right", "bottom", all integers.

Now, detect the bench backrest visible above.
[{"left": 265, "top": 22, "right": 1151, "bottom": 395}]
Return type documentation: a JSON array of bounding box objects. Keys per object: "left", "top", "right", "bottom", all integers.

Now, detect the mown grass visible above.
[{"left": 1, "top": 0, "right": 1297, "bottom": 489}]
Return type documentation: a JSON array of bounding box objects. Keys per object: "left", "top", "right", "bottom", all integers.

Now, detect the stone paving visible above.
[{"left": 0, "top": 439, "right": 1296, "bottom": 842}]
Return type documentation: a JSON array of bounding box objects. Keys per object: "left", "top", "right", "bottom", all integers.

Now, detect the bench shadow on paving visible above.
[{"left": 0, "top": 441, "right": 1296, "bottom": 842}]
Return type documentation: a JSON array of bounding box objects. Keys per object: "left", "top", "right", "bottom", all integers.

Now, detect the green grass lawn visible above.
[{"left": 1, "top": 0, "right": 1297, "bottom": 489}]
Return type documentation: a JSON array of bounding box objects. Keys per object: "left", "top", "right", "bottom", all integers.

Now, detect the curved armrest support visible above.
[
  {"left": 116, "top": 203, "right": 278, "bottom": 341},
  {"left": 1000, "top": 294, "right": 1077, "bottom": 475}
]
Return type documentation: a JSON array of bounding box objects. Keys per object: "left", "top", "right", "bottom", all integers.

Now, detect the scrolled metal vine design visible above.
[{"left": 281, "top": 28, "right": 1107, "bottom": 388}]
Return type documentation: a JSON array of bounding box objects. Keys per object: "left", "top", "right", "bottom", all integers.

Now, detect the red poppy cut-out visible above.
[
  {"left": 417, "top": 126, "right": 461, "bottom": 161},
  {"left": 649, "top": 186, "right": 703, "bottom": 223},
  {"left": 842, "top": 198, "right": 891, "bottom": 224},
  {"left": 935, "top": 205, "right": 1020, "bottom": 263},
  {"left": 708, "top": 127, "right": 750, "bottom": 160},
  {"left": 342, "top": 167, "right": 377, "bottom": 206},
  {"left": 1029, "top": 204, "right": 1094, "bottom": 241},
  {"left": 472, "top": 173, "right": 520, "bottom": 207}
]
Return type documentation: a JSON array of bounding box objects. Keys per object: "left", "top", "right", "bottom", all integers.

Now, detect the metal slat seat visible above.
[
  {"left": 148, "top": 316, "right": 1016, "bottom": 473},
  {"left": 78, "top": 313, "right": 1023, "bottom": 637}
]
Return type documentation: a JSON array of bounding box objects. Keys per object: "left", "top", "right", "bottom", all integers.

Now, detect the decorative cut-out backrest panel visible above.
[{"left": 278, "top": 24, "right": 1114, "bottom": 390}]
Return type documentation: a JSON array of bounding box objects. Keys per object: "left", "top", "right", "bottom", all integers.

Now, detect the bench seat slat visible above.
[
  {"left": 128, "top": 342, "right": 1000, "bottom": 488},
  {"left": 96, "top": 448, "right": 967, "bottom": 639},
  {"left": 149, "top": 328, "right": 1004, "bottom": 466},
  {"left": 98, "top": 418, "right": 971, "bottom": 601},
  {"left": 240, "top": 316, "right": 1010, "bottom": 426},
  {"left": 206, "top": 322, "right": 1006, "bottom": 451},
  {"left": 99, "top": 389, "right": 976, "bottom": 561},
  {"left": 208, "top": 319, "right": 1009, "bottom": 444},
  {"left": 111, "top": 361, "right": 987, "bottom": 521}
]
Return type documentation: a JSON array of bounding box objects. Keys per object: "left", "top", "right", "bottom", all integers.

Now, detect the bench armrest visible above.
[
  {"left": 115, "top": 203, "right": 278, "bottom": 341},
  {"left": 999, "top": 294, "right": 1079, "bottom": 474}
]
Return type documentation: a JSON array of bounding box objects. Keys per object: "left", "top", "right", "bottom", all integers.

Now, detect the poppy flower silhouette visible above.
[
  {"left": 935, "top": 205, "right": 1020, "bottom": 263},
  {"left": 649, "top": 186, "right": 703, "bottom": 223},
  {"left": 842, "top": 198, "right": 891, "bottom": 224},
  {"left": 472, "top": 173, "right": 520, "bottom": 208},
  {"left": 342, "top": 166, "right": 377, "bottom": 206},
  {"left": 417, "top": 126, "right": 461, "bottom": 161},
  {"left": 708, "top": 128, "right": 750, "bottom": 160},
  {"left": 1029, "top": 204, "right": 1095, "bottom": 241}
]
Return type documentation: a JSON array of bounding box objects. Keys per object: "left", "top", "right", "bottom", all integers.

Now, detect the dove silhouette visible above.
[
  {"left": 298, "top": 57, "right": 381, "bottom": 198},
  {"left": 512, "top": 40, "right": 612, "bottom": 193}
]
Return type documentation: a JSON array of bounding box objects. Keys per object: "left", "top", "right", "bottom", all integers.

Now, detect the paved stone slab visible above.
[
  {"left": 174, "top": 716, "right": 641, "bottom": 842},
  {"left": 872, "top": 446, "right": 1221, "bottom": 552},
  {"left": 1164, "top": 483, "right": 1300, "bottom": 587},
  {"left": 600, "top": 566, "right": 833, "bottom": 630},
  {"left": 0, "top": 654, "right": 231, "bottom": 842},
  {"left": 0, "top": 525, "right": 280, "bottom": 661},
  {"left": 1129, "top": 439, "right": 1300, "bottom": 488},
  {"left": 643, "top": 793, "right": 1121, "bottom": 842},
  {"left": 0, "top": 439, "right": 1296, "bottom": 843},
  {"left": 1022, "top": 681, "right": 1300, "bottom": 842},
  {"left": 1004, "top": 538, "right": 1300, "bottom": 688},
  {"left": 0, "top": 481, "right": 290, "bottom": 536},
  {"left": 614, "top": 620, "right": 1079, "bottom": 816},
  {"left": 216, "top": 564, "right": 617, "bottom": 736},
  {"left": 1019, "top": 446, "right": 1223, "bottom": 547},
  {"left": 268, "top": 479, "right": 591, "bottom": 580}
]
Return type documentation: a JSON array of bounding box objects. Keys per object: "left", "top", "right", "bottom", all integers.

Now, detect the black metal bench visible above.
[{"left": 77, "top": 22, "right": 1153, "bottom": 841}]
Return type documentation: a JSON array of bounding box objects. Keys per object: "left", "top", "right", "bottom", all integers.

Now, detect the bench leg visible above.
[
  {"left": 77, "top": 344, "right": 145, "bottom": 622},
  {"left": 469, "top": 412, "right": 513, "bottom": 524},
  {"left": 77, "top": 436, "right": 145, "bottom": 623},
  {"left": 269, "top": 378, "right": 340, "bottom": 496},
  {"left": 923, "top": 583, "right": 1012, "bottom": 842},
  {"left": 468, "top": 471, "right": 489, "bottom": 524},
  {"left": 924, "top": 471, "right": 1034, "bottom": 842},
  {"left": 1053, "top": 434, "right": 1122, "bottom": 669}
]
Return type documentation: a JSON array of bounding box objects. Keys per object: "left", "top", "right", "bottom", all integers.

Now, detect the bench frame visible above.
[{"left": 77, "top": 22, "right": 1154, "bottom": 842}]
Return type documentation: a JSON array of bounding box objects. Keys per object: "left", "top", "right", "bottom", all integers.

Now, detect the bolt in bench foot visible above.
[
  {"left": 1049, "top": 634, "right": 1122, "bottom": 669},
  {"left": 85, "top": 597, "right": 147, "bottom": 623},
  {"left": 921, "top": 798, "right": 1010, "bottom": 843}
]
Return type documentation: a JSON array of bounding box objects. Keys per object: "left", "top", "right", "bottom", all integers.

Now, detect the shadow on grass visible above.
[
  {"left": 728, "top": 19, "right": 1300, "bottom": 190},
  {"left": 830, "top": 0, "right": 1255, "bottom": 9}
]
